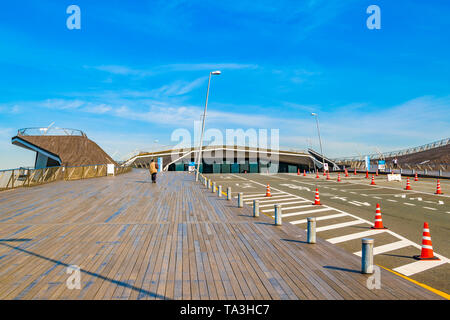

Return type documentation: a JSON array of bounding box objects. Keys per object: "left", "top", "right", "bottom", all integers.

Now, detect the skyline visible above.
[{"left": 1, "top": 0, "right": 449, "bottom": 169}]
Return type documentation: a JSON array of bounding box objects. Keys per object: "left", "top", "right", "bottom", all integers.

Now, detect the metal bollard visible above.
[
  {"left": 218, "top": 185, "right": 222, "bottom": 197},
  {"left": 212, "top": 181, "right": 216, "bottom": 193},
  {"left": 307, "top": 217, "right": 316, "bottom": 244},
  {"left": 274, "top": 204, "right": 282, "bottom": 226},
  {"left": 227, "top": 187, "right": 231, "bottom": 201},
  {"left": 238, "top": 192, "right": 243, "bottom": 208},
  {"left": 253, "top": 200, "right": 259, "bottom": 217},
  {"left": 361, "top": 238, "right": 374, "bottom": 274}
]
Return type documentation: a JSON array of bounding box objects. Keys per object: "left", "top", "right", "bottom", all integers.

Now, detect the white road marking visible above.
[
  {"left": 262, "top": 204, "right": 313, "bottom": 213},
  {"left": 280, "top": 207, "right": 333, "bottom": 218},
  {"left": 387, "top": 199, "right": 397, "bottom": 202},
  {"left": 423, "top": 207, "right": 437, "bottom": 211},
  {"left": 354, "top": 240, "right": 411, "bottom": 257},
  {"left": 403, "top": 202, "right": 415, "bottom": 206},
  {"left": 327, "top": 229, "right": 387, "bottom": 244},
  {"left": 393, "top": 260, "right": 448, "bottom": 277},
  {"left": 225, "top": 174, "right": 450, "bottom": 276},
  {"left": 245, "top": 196, "right": 300, "bottom": 204},
  {"left": 316, "top": 220, "right": 366, "bottom": 232},
  {"left": 289, "top": 213, "right": 347, "bottom": 225},
  {"left": 348, "top": 201, "right": 371, "bottom": 207},
  {"left": 372, "top": 196, "right": 382, "bottom": 199},
  {"left": 258, "top": 200, "right": 309, "bottom": 208},
  {"left": 438, "top": 201, "right": 444, "bottom": 205},
  {"left": 290, "top": 180, "right": 316, "bottom": 186},
  {"left": 242, "top": 194, "right": 287, "bottom": 201}
]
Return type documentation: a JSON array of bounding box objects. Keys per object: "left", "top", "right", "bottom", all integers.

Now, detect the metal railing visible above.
[
  {"left": 0, "top": 164, "right": 132, "bottom": 192},
  {"left": 333, "top": 138, "right": 450, "bottom": 162},
  {"left": 17, "top": 127, "right": 86, "bottom": 137}
]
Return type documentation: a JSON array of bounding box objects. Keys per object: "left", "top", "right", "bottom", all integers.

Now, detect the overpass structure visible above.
[
  {"left": 333, "top": 138, "right": 450, "bottom": 172},
  {"left": 124, "top": 145, "right": 326, "bottom": 174}
]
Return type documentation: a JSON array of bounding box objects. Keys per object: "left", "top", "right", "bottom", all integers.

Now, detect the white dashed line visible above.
[
  {"left": 423, "top": 207, "right": 437, "bottom": 211},
  {"left": 404, "top": 203, "right": 415, "bottom": 206}
]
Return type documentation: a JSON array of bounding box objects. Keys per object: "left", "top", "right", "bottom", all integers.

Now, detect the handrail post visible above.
[
  {"left": 361, "top": 238, "right": 374, "bottom": 274},
  {"left": 307, "top": 217, "right": 316, "bottom": 243},
  {"left": 253, "top": 200, "right": 259, "bottom": 217},
  {"left": 238, "top": 192, "right": 243, "bottom": 208},
  {"left": 274, "top": 204, "right": 282, "bottom": 226}
]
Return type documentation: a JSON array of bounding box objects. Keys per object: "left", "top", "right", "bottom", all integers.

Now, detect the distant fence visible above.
[
  {"left": 338, "top": 160, "right": 449, "bottom": 173},
  {"left": 333, "top": 137, "right": 450, "bottom": 162},
  {"left": 0, "top": 164, "right": 132, "bottom": 192}
]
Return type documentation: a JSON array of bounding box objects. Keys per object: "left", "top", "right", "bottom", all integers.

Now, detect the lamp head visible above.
[{"left": 211, "top": 70, "right": 221, "bottom": 75}]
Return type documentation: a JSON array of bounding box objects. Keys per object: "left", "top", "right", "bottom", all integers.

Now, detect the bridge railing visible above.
[
  {"left": 333, "top": 137, "right": 450, "bottom": 162},
  {"left": 0, "top": 164, "right": 132, "bottom": 192}
]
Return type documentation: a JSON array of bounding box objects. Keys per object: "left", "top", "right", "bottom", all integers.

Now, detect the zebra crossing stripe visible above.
[
  {"left": 280, "top": 207, "right": 333, "bottom": 218},
  {"left": 289, "top": 213, "right": 347, "bottom": 225},
  {"left": 258, "top": 200, "right": 309, "bottom": 208},
  {"left": 354, "top": 240, "right": 411, "bottom": 257},
  {"left": 326, "top": 229, "right": 387, "bottom": 244},
  {"left": 263, "top": 204, "right": 313, "bottom": 213},
  {"left": 316, "top": 220, "right": 365, "bottom": 232}
]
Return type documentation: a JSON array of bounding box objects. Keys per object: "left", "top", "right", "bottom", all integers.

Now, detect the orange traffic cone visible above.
[
  {"left": 414, "top": 173, "right": 418, "bottom": 181},
  {"left": 345, "top": 168, "right": 349, "bottom": 177},
  {"left": 371, "top": 204, "right": 387, "bottom": 229},
  {"left": 354, "top": 168, "right": 357, "bottom": 175},
  {"left": 316, "top": 172, "right": 320, "bottom": 179},
  {"left": 266, "top": 184, "right": 272, "bottom": 197},
  {"left": 326, "top": 172, "right": 330, "bottom": 180},
  {"left": 370, "top": 175, "right": 376, "bottom": 185},
  {"left": 414, "top": 222, "right": 439, "bottom": 260},
  {"left": 297, "top": 168, "right": 300, "bottom": 175},
  {"left": 313, "top": 189, "right": 321, "bottom": 205},
  {"left": 303, "top": 170, "right": 306, "bottom": 177},
  {"left": 405, "top": 177, "right": 412, "bottom": 190},
  {"left": 337, "top": 173, "right": 341, "bottom": 182},
  {"left": 323, "top": 170, "right": 326, "bottom": 176},
  {"left": 366, "top": 171, "right": 369, "bottom": 179},
  {"left": 435, "top": 180, "right": 443, "bottom": 194}
]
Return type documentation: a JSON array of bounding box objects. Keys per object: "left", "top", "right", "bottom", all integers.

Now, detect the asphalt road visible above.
[{"left": 203, "top": 172, "right": 450, "bottom": 295}]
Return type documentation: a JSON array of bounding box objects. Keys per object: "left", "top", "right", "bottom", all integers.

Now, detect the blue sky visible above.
[{"left": 0, "top": 0, "right": 449, "bottom": 169}]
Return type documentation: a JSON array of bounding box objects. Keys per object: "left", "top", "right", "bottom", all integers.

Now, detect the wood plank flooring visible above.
[{"left": 0, "top": 170, "right": 443, "bottom": 299}]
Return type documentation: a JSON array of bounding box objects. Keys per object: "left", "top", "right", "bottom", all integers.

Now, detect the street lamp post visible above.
[
  {"left": 311, "top": 113, "right": 325, "bottom": 172},
  {"left": 196, "top": 71, "right": 221, "bottom": 181}
]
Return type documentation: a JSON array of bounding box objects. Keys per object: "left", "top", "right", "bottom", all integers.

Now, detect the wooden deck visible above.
[{"left": 0, "top": 170, "right": 442, "bottom": 300}]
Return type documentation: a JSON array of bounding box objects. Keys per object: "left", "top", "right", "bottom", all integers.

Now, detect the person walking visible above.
[
  {"left": 149, "top": 159, "right": 159, "bottom": 183},
  {"left": 393, "top": 157, "right": 398, "bottom": 169}
]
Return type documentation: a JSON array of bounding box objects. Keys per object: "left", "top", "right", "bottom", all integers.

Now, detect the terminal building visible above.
[{"left": 124, "top": 145, "right": 340, "bottom": 173}]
